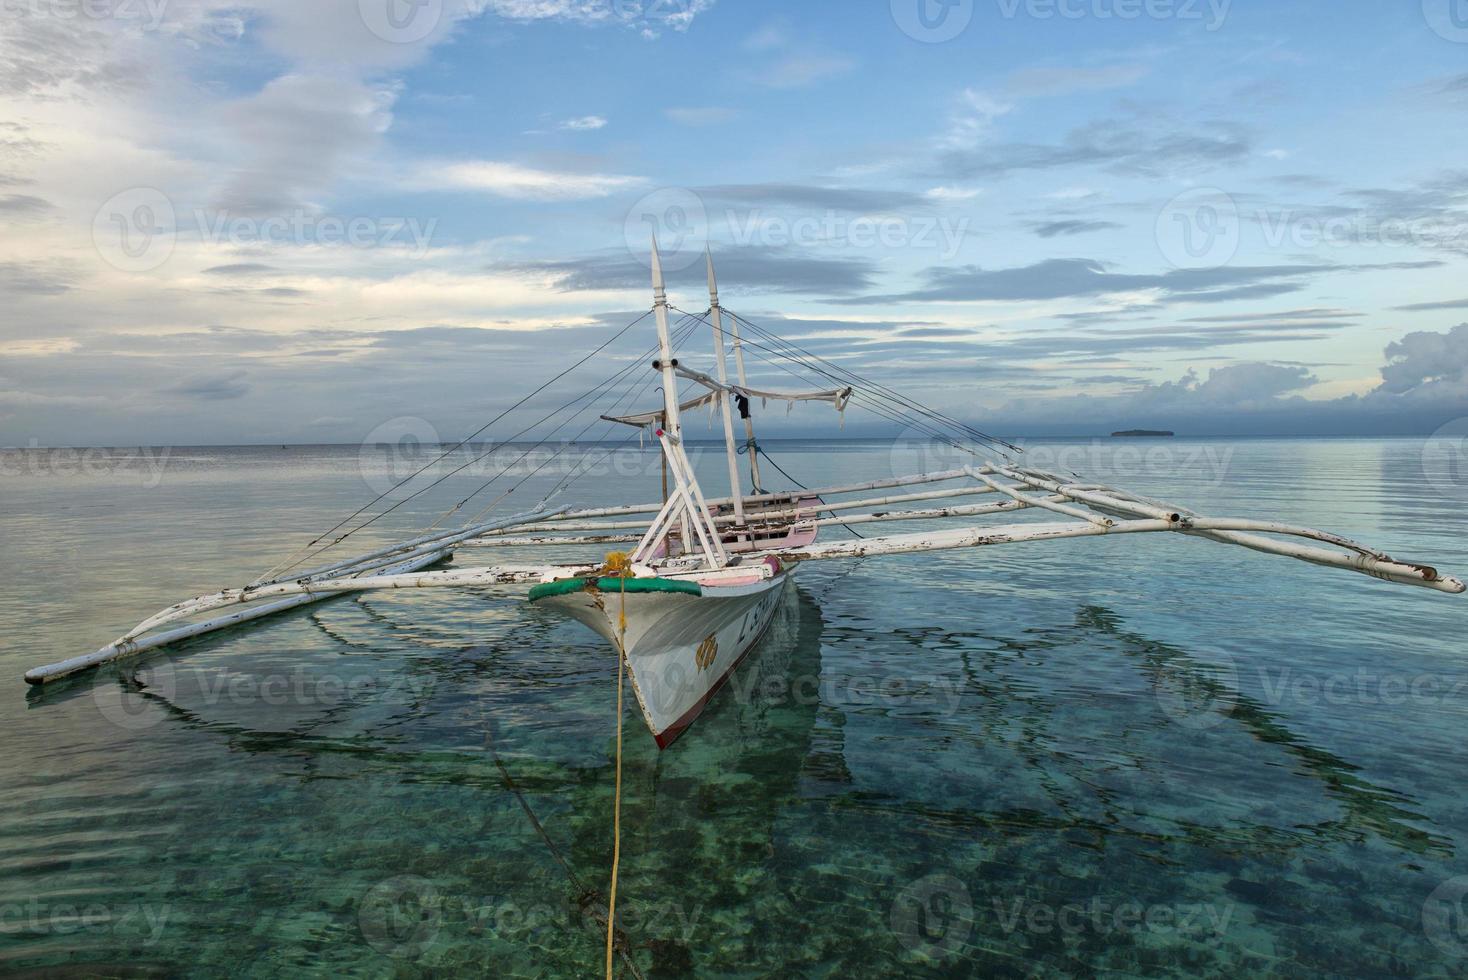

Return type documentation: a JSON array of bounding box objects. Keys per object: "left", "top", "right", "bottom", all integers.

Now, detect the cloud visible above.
[
  {"left": 699, "top": 183, "right": 927, "bottom": 212},
  {"left": 1031, "top": 219, "right": 1124, "bottom": 238},
  {"left": 1394, "top": 297, "right": 1468, "bottom": 312},
  {"left": 514, "top": 245, "right": 878, "bottom": 295},
  {"left": 943, "top": 89, "right": 1014, "bottom": 149},
  {"left": 978, "top": 325, "right": 1468, "bottom": 436},
  {"left": 665, "top": 107, "right": 740, "bottom": 126},
  {"left": 1003, "top": 64, "right": 1149, "bottom": 98},
  {"left": 934, "top": 115, "right": 1251, "bottom": 179},
  {"left": 203, "top": 263, "right": 278, "bottom": 275},
  {"left": 757, "top": 52, "right": 855, "bottom": 89},
  {"left": 430, "top": 161, "right": 645, "bottom": 199},
  {"left": 559, "top": 115, "right": 607, "bottom": 131},
  {"left": 736, "top": 22, "right": 852, "bottom": 89},
  {"left": 0, "top": 260, "right": 75, "bottom": 295},
  {"left": 165, "top": 369, "right": 251, "bottom": 400},
  {"left": 925, "top": 186, "right": 982, "bottom": 202},
  {"left": 483, "top": 0, "right": 715, "bottom": 34},
  {"left": 1379, "top": 324, "right": 1468, "bottom": 394},
  {"left": 214, "top": 73, "right": 397, "bottom": 213},
  {"left": 0, "top": 193, "right": 52, "bottom": 216},
  {"left": 845, "top": 257, "right": 1442, "bottom": 306}
]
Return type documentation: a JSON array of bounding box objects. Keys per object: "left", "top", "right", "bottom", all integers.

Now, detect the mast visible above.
[
  {"left": 651, "top": 238, "right": 682, "bottom": 441},
  {"left": 707, "top": 250, "right": 746, "bottom": 526},
  {"left": 633, "top": 235, "right": 727, "bottom": 568},
  {"left": 725, "top": 293, "right": 763, "bottom": 491},
  {"left": 651, "top": 237, "right": 689, "bottom": 554}
]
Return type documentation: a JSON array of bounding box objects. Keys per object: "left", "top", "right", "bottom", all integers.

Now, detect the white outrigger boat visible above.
[{"left": 24, "top": 239, "right": 1465, "bottom": 750}]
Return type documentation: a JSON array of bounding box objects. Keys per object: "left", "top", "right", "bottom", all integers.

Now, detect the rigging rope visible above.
[
  {"left": 688, "top": 309, "right": 991, "bottom": 468},
  {"left": 254, "top": 310, "right": 654, "bottom": 584},
  {"left": 261, "top": 314, "right": 692, "bottom": 583},
  {"left": 726, "top": 308, "right": 1019, "bottom": 454}
]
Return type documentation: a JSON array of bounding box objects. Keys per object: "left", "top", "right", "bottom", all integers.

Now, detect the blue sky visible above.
[{"left": 2, "top": 0, "right": 1467, "bottom": 443}]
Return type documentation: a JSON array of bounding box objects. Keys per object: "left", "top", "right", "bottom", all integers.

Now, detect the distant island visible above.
[{"left": 1111, "top": 429, "right": 1174, "bottom": 437}]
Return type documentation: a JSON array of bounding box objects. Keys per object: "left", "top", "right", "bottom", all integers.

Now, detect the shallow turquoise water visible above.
[{"left": 2, "top": 437, "right": 1467, "bottom": 976}]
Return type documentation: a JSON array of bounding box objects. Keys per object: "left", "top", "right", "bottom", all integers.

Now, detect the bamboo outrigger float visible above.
[{"left": 24, "top": 239, "right": 1465, "bottom": 748}]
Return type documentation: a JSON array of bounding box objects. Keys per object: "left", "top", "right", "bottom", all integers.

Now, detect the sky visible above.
[{"left": 2, "top": 0, "right": 1468, "bottom": 445}]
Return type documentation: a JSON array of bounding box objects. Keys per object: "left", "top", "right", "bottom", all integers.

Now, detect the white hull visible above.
[{"left": 534, "top": 571, "right": 789, "bottom": 747}]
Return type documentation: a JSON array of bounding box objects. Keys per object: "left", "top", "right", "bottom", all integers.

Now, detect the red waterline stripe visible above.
[{"left": 652, "top": 597, "right": 784, "bottom": 750}]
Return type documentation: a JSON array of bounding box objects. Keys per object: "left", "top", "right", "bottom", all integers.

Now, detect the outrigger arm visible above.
[{"left": 25, "top": 461, "right": 1461, "bottom": 685}]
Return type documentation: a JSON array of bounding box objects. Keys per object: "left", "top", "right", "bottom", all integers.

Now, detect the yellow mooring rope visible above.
[{"left": 602, "top": 551, "right": 632, "bottom": 978}]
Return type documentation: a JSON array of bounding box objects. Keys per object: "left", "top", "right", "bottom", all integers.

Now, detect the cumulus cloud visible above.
[
  {"left": 1378, "top": 324, "right": 1468, "bottom": 395},
  {"left": 981, "top": 325, "right": 1468, "bottom": 435}
]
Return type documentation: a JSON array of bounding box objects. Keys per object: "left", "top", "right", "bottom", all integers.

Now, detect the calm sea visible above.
[{"left": 2, "top": 437, "right": 1466, "bottom": 977}]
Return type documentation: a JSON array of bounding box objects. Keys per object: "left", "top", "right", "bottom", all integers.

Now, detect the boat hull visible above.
[{"left": 531, "top": 571, "right": 789, "bottom": 747}]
